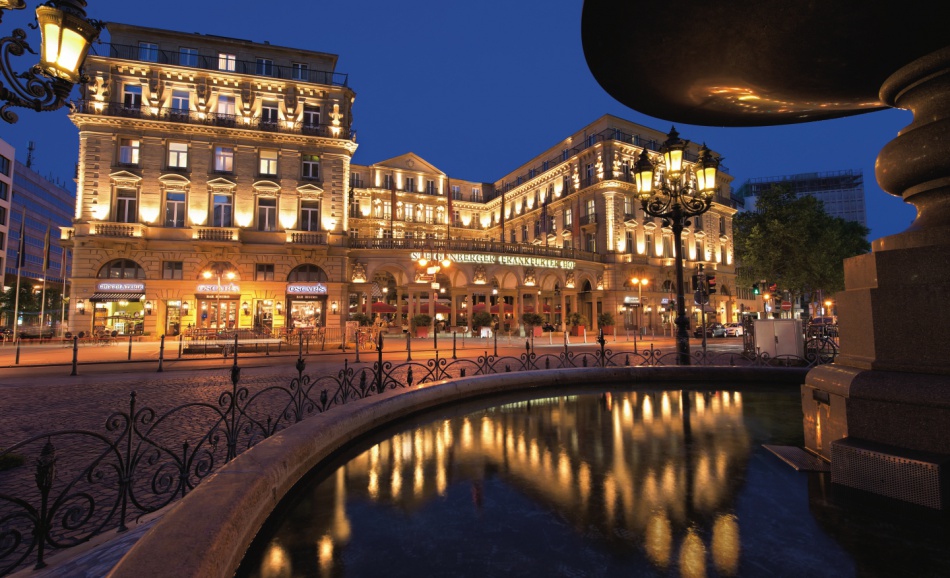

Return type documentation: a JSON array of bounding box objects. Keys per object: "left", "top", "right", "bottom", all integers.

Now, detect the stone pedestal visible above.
[{"left": 803, "top": 47, "right": 950, "bottom": 508}]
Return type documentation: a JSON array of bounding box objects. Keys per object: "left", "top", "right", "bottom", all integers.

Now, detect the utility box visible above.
[{"left": 754, "top": 319, "right": 804, "bottom": 358}]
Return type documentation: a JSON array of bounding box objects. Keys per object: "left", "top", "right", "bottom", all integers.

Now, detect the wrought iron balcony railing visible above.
[{"left": 346, "top": 237, "right": 605, "bottom": 263}]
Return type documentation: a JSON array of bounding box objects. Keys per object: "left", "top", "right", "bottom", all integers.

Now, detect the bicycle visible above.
[{"left": 357, "top": 329, "right": 377, "bottom": 350}]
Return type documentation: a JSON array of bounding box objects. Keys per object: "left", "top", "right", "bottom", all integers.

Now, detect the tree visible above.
[
  {"left": 734, "top": 185, "right": 870, "bottom": 303},
  {"left": 471, "top": 311, "right": 493, "bottom": 329},
  {"left": 521, "top": 312, "right": 544, "bottom": 329}
]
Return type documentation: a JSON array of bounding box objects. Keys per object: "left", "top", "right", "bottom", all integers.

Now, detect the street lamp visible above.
[
  {"left": 635, "top": 127, "right": 720, "bottom": 365},
  {"left": 630, "top": 277, "right": 648, "bottom": 339},
  {"left": 1, "top": 0, "right": 104, "bottom": 124},
  {"left": 76, "top": 297, "right": 85, "bottom": 314}
]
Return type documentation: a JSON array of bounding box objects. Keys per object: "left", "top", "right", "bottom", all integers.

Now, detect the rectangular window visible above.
[
  {"left": 119, "top": 138, "right": 140, "bottom": 165},
  {"left": 115, "top": 189, "right": 137, "bottom": 223},
  {"left": 662, "top": 235, "right": 673, "bottom": 258},
  {"left": 564, "top": 207, "right": 573, "bottom": 228},
  {"left": 510, "top": 229, "right": 516, "bottom": 244},
  {"left": 404, "top": 177, "right": 415, "bottom": 192},
  {"left": 301, "top": 200, "right": 320, "bottom": 231},
  {"left": 218, "top": 53, "right": 236, "bottom": 71},
  {"left": 138, "top": 42, "right": 158, "bottom": 62},
  {"left": 0, "top": 155, "right": 9, "bottom": 175},
  {"left": 213, "top": 194, "right": 233, "bottom": 227},
  {"left": 302, "top": 154, "right": 320, "bottom": 179},
  {"left": 645, "top": 231, "right": 654, "bottom": 255},
  {"left": 626, "top": 231, "right": 634, "bottom": 254},
  {"left": 695, "top": 239, "right": 704, "bottom": 261},
  {"left": 0, "top": 181, "right": 7, "bottom": 201},
  {"left": 255, "top": 263, "right": 275, "bottom": 281},
  {"left": 586, "top": 198, "right": 596, "bottom": 217},
  {"left": 451, "top": 185, "right": 461, "bottom": 199},
  {"left": 214, "top": 146, "right": 234, "bottom": 172},
  {"left": 404, "top": 203, "right": 414, "bottom": 222},
  {"left": 348, "top": 196, "right": 360, "bottom": 218},
  {"left": 171, "top": 90, "right": 189, "bottom": 112},
  {"left": 179, "top": 47, "right": 198, "bottom": 67},
  {"left": 162, "top": 261, "right": 183, "bottom": 280},
  {"left": 720, "top": 245, "right": 726, "bottom": 263},
  {"left": 586, "top": 233, "right": 596, "bottom": 252},
  {"left": 382, "top": 204, "right": 392, "bottom": 221},
  {"left": 0, "top": 206, "right": 7, "bottom": 226},
  {"left": 521, "top": 224, "right": 528, "bottom": 242},
  {"left": 167, "top": 142, "right": 188, "bottom": 168},
  {"left": 383, "top": 174, "right": 394, "bottom": 189},
  {"left": 261, "top": 100, "right": 279, "bottom": 126},
  {"left": 694, "top": 214, "right": 704, "bottom": 231},
  {"left": 257, "top": 197, "right": 277, "bottom": 231},
  {"left": 303, "top": 105, "right": 320, "bottom": 127},
  {"left": 165, "top": 192, "right": 185, "bottom": 227},
  {"left": 534, "top": 220, "right": 541, "bottom": 237},
  {"left": 123, "top": 84, "right": 142, "bottom": 109},
  {"left": 292, "top": 62, "right": 309, "bottom": 80},
  {"left": 256, "top": 58, "right": 274, "bottom": 76},
  {"left": 720, "top": 215, "right": 726, "bottom": 235},
  {"left": 426, "top": 180, "right": 436, "bottom": 195},
  {"left": 471, "top": 187, "right": 481, "bottom": 201},
  {"left": 259, "top": 149, "right": 278, "bottom": 176}
]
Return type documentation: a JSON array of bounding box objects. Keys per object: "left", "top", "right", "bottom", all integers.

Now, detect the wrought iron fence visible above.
[{"left": 0, "top": 333, "right": 837, "bottom": 574}]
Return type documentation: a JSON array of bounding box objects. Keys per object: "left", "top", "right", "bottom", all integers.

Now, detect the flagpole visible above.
[
  {"left": 38, "top": 223, "right": 50, "bottom": 338},
  {"left": 11, "top": 209, "right": 26, "bottom": 341}
]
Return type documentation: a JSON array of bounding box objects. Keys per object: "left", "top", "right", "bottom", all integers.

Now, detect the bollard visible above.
[
  {"left": 266, "top": 340, "right": 270, "bottom": 356},
  {"left": 406, "top": 332, "right": 412, "bottom": 362},
  {"left": 298, "top": 333, "right": 303, "bottom": 358},
  {"left": 15, "top": 337, "right": 21, "bottom": 365},
  {"left": 583, "top": 328, "right": 588, "bottom": 344},
  {"left": 433, "top": 325, "right": 438, "bottom": 351},
  {"left": 233, "top": 333, "right": 239, "bottom": 361},
  {"left": 452, "top": 331, "right": 457, "bottom": 360},
  {"left": 157, "top": 335, "right": 165, "bottom": 372},
  {"left": 178, "top": 334, "right": 183, "bottom": 358},
  {"left": 493, "top": 328, "right": 498, "bottom": 357},
  {"left": 128, "top": 334, "right": 133, "bottom": 360},
  {"left": 70, "top": 335, "right": 78, "bottom": 376},
  {"left": 354, "top": 334, "right": 361, "bottom": 364}
]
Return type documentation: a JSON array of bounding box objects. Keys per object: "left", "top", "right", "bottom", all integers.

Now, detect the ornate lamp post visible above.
[
  {"left": 1, "top": 0, "right": 103, "bottom": 123},
  {"left": 634, "top": 127, "right": 720, "bottom": 365}
]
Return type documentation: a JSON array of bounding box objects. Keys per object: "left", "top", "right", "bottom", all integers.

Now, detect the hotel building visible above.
[{"left": 65, "top": 23, "right": 750, "bottom": 339}]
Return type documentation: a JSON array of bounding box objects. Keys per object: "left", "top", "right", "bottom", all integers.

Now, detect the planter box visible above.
[
  {"left": 414, "top": 328, "right": 429, "bottom": 338},
  {"left": 570, "top": 325, "right": 586, "bottom": 337}
]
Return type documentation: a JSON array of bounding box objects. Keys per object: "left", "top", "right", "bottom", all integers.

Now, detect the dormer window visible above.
[
  {"left": 218, "top": 53, "right": 236, "bottom": 72},
  {"left": 256, "top": 58, "right": 274, "bottom": 76},
  {"left": 292, "top": 62, "right": 309, "bottom": 81}
]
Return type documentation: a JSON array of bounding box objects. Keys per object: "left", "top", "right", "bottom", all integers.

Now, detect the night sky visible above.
[{"left": 0, "top": 0, "right": 916, "bottom": 241}]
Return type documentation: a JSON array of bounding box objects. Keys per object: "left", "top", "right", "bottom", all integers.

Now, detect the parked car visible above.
[
  {"left": 724, "top": 322, "right": 744, "bottom": 337},
  {"left": 693, "top": 322, "right": 726, "bottom": 338}
]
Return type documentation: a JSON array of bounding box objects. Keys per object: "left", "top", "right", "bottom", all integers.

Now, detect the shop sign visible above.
[
  {"left": 195, "top": 283, "right": 240, "bottom": 295},
  {"left": 409, "top": 252, "right": 576, "bottom": 270},
  {"left": 286, "top": 283, "right": 328, "bottom": 295},
  {"left": 96, "top": 281, "right": 145, "bottom": 292}
]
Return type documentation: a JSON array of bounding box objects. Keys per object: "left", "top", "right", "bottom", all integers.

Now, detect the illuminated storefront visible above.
[
  {"left": 286, "top": 282, "right": 328, "bottom": 330},
  {"left": 195, "top": 281, "right": 241, "bottom": 330},
  {"left": 88, "top": 281, "right": 146, "bottom": 336}
]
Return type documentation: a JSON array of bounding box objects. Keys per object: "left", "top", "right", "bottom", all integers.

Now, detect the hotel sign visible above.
[
  {"left": 96, "top": 282, "right": 145, "bottom": 292},
  {"left": 409, "top": 252, "right": 575, "bottom": 270},
  {"left": 286, "top": 283, "right": 328, "bottom": 295}
]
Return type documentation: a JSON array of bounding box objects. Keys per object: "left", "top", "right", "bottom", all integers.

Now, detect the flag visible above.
[
  {"left": 541, "top": 194, "right": 548, "bottom": 247},
  {"left": 42, "top": 223, "right": 51, "bottom": 271},
  {"left": 16, "top": 211, "right": 26, "bottom": 269},
  {"left": 446, "top": 177, "right": 453, "bottom": 228},
  {"left": 500, "top": 189, "right": 506, "bottom": 242}
]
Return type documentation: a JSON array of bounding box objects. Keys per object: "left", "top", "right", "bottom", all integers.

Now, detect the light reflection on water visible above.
[{"left": 239, "top": 388, "right": 947, "bottom": 578}]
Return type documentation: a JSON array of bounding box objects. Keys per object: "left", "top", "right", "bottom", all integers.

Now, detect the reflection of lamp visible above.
[
  {"left": 331, "top": 301, "right": 338, "bottom": 314},
  {"left": 276, "top": 301, "right": 283, "bottom": 314},
  {"left": 77, "top": 298, "right": 85, "bottom": 315},
  {"left": 242, "top": 301, "right": 249, "bottom": 316},
  {"left": 144, "top": 300, "right": 153, "bottom": 315},
  {"left": 635, "top": 129, "right": 719, "bottom": 365}
]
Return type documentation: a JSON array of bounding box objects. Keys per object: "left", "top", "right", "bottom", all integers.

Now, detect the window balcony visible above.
[
  {"left": 579, "top": 213, "right": 597, "bottom": 226},
  {"left": 287, "top": 230, "right": 328, "bottom": 245},
  {"left": 193, "top": 227, "right": 238, "bottom": 242}
]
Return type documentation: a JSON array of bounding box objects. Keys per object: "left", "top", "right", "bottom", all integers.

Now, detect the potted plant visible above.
[
  {"left": 522, "top": 312, "right": 545, "bottom": 337},
  {"left": 350, "top": 312, "right": 372, "bottom": 327},
  {"left": 567, "top": 312, "right": 588, "bottom": 337},
  {"left": 597, "top": 312, "right": 615, "bottom": 334},
  {"left": 411, "top": 314, "right": 432, "bottom": 338},
  {"left": 471, "top": 311, "right": 494, "bottom": 338}
]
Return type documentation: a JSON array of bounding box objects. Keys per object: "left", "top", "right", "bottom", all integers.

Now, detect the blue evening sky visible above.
[{"left": 0, "top": 0, "right": 915, "bottom": 241}]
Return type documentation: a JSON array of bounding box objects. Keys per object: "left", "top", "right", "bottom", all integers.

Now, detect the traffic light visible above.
[
  {"left": 752, "top": 283, "right": 760, "bottom": 295},
  {"left": 691, "top": 274, "right": 699, "bottom": 289},
  {"left": 707, "top": 276, "right": 717, "bottom": 294}
]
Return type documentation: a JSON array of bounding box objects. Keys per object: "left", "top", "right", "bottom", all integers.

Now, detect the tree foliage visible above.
[
  {"left": 0, "top": 285, "right": 65, "bottom": 328},
  {"left": 734, "top": 185, "right": 870, "bottom": 297}
]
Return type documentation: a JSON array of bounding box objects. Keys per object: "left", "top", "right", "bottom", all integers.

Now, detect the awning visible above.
[{"left": 89, "top": 292, "right": 144, "bottom": 302}]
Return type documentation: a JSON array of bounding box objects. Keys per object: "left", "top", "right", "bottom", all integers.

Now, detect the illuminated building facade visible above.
[{"left": 65, "top": 23, "right": 748, "bottom": 338}]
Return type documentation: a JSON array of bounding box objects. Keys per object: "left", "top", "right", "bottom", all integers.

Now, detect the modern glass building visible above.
[{"left": 736, "top": 170, "right": 867, "bottom": 227}]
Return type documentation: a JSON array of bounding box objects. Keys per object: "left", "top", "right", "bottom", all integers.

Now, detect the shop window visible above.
[{"left": 163, "top": 261, "right": 183, "bottom": 279}]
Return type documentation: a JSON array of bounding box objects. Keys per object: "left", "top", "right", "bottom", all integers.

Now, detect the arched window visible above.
[
  {"left": 98, "top": 259, "right": 146, "bottom": 279},
  {"left": 662, "top": 280, "right": 674, "bottom": 293},
  {"left": 288, "top": 264, "right": 328, "bottom": 282}
]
